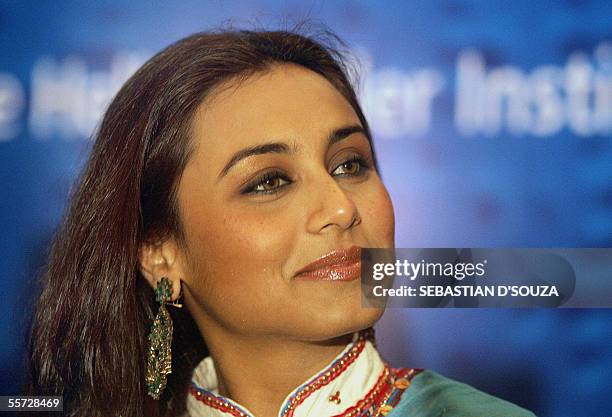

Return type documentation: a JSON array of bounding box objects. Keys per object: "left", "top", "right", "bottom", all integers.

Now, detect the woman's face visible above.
[{"left": 175, "top": 63, "right": 395, "bottom": 342}]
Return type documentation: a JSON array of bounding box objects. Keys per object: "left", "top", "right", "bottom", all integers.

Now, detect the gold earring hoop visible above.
[{"left": 145, "top": 277, "right": 182, "bottom": 399}]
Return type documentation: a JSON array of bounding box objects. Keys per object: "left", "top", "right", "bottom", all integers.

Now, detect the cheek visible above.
[
  {"left": 358, "top": 179, "right": 395, "bottom": 248},
  {"left": 180, "top": 198, "right": 298, "bottom": 331},
  {"left": 214, "top": 208, "right": 296, "bottom": 267},
  {"left": 185, "top": 197, "right": 295, "bottom": 272}
]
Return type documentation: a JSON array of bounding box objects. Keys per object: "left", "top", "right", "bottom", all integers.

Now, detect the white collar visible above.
[{"left": 185, "top": 329, "right": 416, "bottom": 417}]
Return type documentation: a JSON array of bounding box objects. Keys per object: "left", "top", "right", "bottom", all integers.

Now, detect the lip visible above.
[{"left": 294, "top": 245, "right": 362, "bottom": 281}]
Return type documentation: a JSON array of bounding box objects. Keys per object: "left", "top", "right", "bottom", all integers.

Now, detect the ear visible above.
[{"left": 138, "top": 237, "right": 184, "bottom": 302}]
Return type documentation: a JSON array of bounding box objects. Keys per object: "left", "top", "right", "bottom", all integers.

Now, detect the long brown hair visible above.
[{"left": 24, "top": 24, "right": 378, "bottom": 417}]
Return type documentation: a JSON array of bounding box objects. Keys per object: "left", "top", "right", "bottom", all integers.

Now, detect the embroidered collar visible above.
[{"left": 186, "top": 329, "right": 421, "bottom": 417}]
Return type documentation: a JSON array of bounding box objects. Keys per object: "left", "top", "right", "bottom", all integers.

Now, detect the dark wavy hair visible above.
[{"left": 24, "top": 25, "right": 378, "bottom": 417}]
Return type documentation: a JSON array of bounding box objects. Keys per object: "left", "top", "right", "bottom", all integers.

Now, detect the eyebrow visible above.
[{"left": 217, "top": 124, "right": 367, "bottom": 180}]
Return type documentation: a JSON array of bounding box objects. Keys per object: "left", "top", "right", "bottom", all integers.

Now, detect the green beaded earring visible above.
[{"left": 145, "top": 277, "right": 182, "bottom": 399}]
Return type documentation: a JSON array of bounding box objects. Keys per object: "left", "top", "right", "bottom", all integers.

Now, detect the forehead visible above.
[{"left": 188, "top": 63, "right": 361, "bottom": 165}]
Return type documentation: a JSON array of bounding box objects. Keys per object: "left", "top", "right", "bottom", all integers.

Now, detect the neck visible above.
[{"left": 201, "top": 328, "right": 354, "bottom": 417}]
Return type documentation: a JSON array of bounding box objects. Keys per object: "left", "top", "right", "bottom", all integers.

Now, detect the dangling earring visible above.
[{"left": 146, "top": 276, "right": 183, "bottom": 399}]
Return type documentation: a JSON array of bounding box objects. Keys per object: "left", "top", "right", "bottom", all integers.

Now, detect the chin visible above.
[
  {"left": 295, "top": 304, "right": 385, "bottom": 342},
  {"left": 283, "top": 279, "right": 386, "bottom": 340}
]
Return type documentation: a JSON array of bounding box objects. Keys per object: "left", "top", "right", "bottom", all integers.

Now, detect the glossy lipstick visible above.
[{"left": 294, "top": 245, "right": 362, "bottom": 281}]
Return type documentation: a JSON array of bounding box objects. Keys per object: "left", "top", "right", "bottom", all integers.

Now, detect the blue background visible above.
[{"left": 1, "top": 1, "right": 611, "bottom": 416}]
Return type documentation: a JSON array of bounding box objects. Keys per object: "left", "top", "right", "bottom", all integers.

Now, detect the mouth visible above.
[{"left": 294, "top": 245, "right": 362, "bottom": 281}]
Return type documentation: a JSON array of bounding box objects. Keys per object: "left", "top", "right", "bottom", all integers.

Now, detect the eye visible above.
[
  {"left": 241, "top": 170, "right": 292, "bottom": 195},
  {"left": 332, "top": 155, "right": 371, "bottom": 176}
]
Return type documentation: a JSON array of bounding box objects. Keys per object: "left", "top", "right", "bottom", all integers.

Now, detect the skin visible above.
[{"left": 139, "top": 63, "right": 395, "bottom": 417}]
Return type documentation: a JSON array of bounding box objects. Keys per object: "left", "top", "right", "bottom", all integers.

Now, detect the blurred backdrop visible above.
[{"left": 1, "top": 1, "right": 611, "bottom": 416}]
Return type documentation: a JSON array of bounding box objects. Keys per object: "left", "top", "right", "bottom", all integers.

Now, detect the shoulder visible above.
[{"left": 389, "top": 369, "right": 537, "bottom": 417}]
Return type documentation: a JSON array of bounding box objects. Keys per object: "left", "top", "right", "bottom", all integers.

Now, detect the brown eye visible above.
[
  {"left": 332, "top": 155, "right": 370, "bottom": 176},
  {"left": 256, "top": 176, "right": 286, "bottom": 191},
  {"left": 241, "top": 170, "right": 292, "bottom": 195},
  {"left": 341, "top": 160, "right": 359, "bottom": 175}
]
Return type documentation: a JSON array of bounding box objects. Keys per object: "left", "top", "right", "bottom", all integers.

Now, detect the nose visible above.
[{"left": 305, "top": 173, "right": 362, "bottom": 234}]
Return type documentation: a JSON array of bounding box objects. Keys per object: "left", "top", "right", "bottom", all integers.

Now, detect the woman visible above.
[{"left": 25, "top": 27, "right": 536, "bottom": 417}]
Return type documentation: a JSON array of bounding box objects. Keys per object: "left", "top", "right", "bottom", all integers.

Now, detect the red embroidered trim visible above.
[
  {"left": 280, "top": 333, "right": 368, "bottom": 417},
  {"left": 333, "top": 366, "right": 423, "bottom": 417},
  {"left": 334, "top": 365, "right": 391, "bottom": 417},
  {"left": 189, "top": 364, "right": 421, "bottom": 417},
  {"left": 189, "top": 384, "right": 249, "bottom": 417},
  {"left": 189, "top": 330, "right": 371, "bottom": 417}
]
